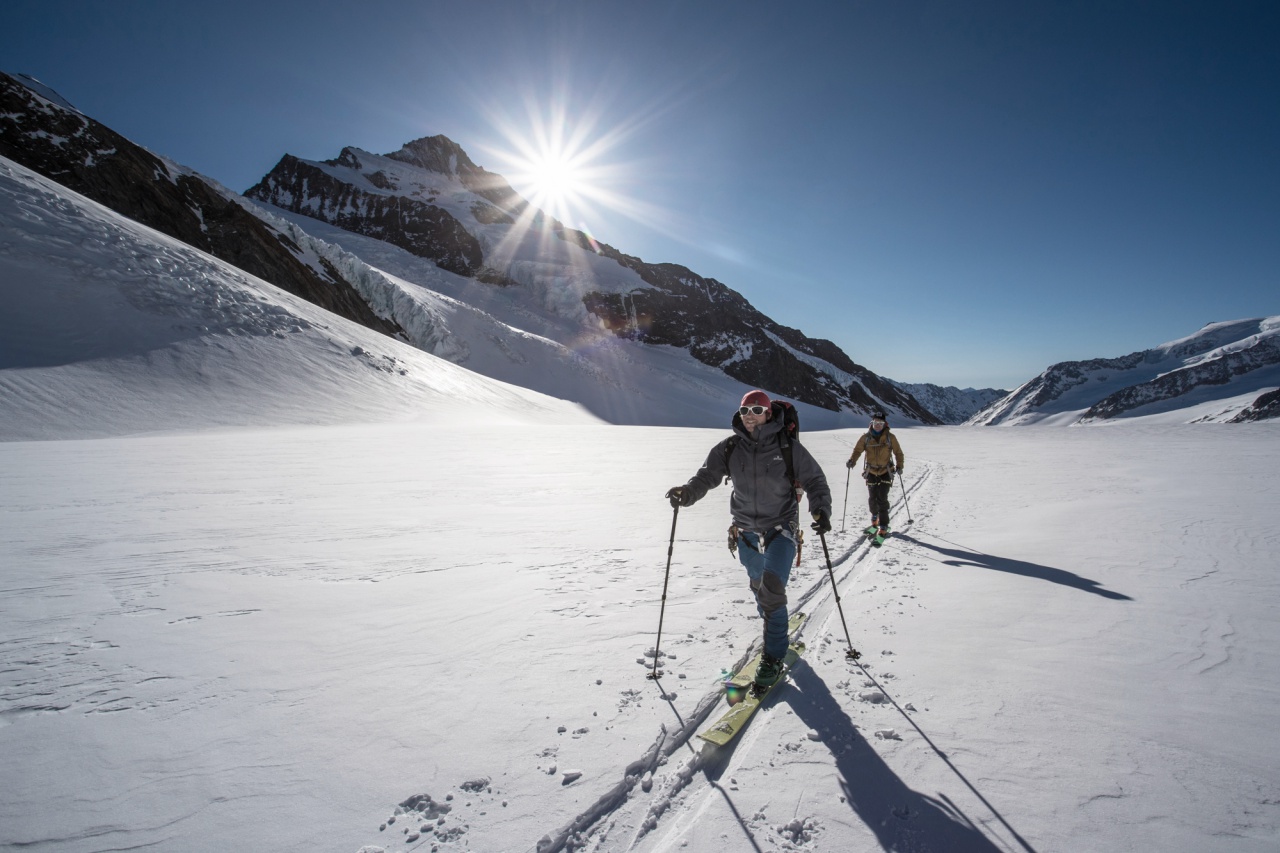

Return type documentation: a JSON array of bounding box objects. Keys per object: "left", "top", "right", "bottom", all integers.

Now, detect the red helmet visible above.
[{"left": 740, "top": 390, "right": 771, "bottom": 409}]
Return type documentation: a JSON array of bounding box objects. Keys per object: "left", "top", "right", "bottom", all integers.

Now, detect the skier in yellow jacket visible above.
[{"left": 846, "top": 409, "right": 905, "bottom": 538}]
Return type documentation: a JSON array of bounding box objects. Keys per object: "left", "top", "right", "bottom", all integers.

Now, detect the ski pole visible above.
[
  {"left": 901, "top": 468, "right": 911, "bottom": 522},
  {"left": 817, "top": 531, "right": 861, "bottom": 661},
  {"left": 840, "top": 467, "right": 851, "bottom": 533},
  {"left": 648, "top": 504, "right": 679, "bottom": 680}
]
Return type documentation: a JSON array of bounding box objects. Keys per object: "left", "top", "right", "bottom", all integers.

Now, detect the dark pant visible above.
[
  {"left": 737, "top": 530, "right": 795, "bottom": 659},
  {"left": 866, "top": 473, "right": 893, "bottom": 527}
]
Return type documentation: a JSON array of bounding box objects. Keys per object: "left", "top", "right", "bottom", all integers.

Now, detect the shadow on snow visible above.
[
  {"left": 898, "top": 533, "right": 1133, "bottom": 601},
  {"left": 710, "top": 663, "right": 1035, "bottom": 853},
  {"left": 695, "top": 662, "right": 1029, "bottom": 852}
]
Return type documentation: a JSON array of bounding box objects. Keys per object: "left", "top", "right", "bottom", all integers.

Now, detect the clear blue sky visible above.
[{"left": 4, "top": 0, "right": 1277, "bottom": 389}]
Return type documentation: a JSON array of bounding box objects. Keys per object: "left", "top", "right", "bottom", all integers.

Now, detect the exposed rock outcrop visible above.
[
  {"left": 246, "top": 152, "right": 484, "bottom": 277},
  {"left": 1228, "top": 388, "right": 1280, "bottom": 422}
]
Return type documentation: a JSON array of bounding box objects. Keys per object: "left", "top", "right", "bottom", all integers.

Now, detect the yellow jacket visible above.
[{"left": 849, "top": 429, "right": 904, "bottom": 476}]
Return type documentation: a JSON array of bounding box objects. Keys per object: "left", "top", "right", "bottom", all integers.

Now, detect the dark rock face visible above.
[
  {"left": 1229, "top": 388, "right": 1280, "bottom": 422},
  {"left": 0, "top": 72, "right": 399, "bottom": 337},
  {"left": 245, "top": 152, "right": 484, "bottom": 277},
  {"left": 385, "top": 135, "right": 528, "bottom": 214},
  {"left": 576, "top": 243, "right": 940, "bottom": 422}
]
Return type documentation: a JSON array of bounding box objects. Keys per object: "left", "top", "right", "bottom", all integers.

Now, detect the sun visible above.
[
  {"left": 478, "top": 95, "right": 673, "bottom": 249},
  {"left": 478, "top": 98, "right": 629, "bottom": 231},
  {"left": 503, "top": 136, "right": 602, "bottom": 229},
  {"left": 525, "top": 151, "right": 586, "bottom": 211}
]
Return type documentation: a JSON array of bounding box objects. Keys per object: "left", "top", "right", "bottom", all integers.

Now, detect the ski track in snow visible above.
[
  {"left": 6, "top": 422, "right": 1279, "bottom": 853},
  {"left": 367, "top": 462, "right": 1021, "bottom": 853}
]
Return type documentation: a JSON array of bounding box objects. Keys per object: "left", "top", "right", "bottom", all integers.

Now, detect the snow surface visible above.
[
  {"left": 4, "top": 421, "right": 1278, "bottom": 853},
  {"left": 3, "top": 154, "right": 1279, "bottom": 853}
]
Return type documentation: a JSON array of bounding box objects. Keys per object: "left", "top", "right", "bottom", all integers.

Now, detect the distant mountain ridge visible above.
[
  {"left": 892, "top": 382, "right": 1007, "bottom": 425},
  {"left": 969, "top": 318, "right": 1280, "bottom": 425}
]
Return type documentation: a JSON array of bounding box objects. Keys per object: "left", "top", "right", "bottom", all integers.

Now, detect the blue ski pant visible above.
[{"left": 737, "top": 530, "right": 795, "bottom": 659}]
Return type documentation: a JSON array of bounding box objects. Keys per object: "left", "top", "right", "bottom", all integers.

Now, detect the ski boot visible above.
[{"left": 753, "top": 652, "right": 785, "bottom": 691}]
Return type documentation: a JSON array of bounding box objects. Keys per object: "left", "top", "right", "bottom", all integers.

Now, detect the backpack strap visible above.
[
  {"left": 722, "top": 435, "right": 738, "bottom": 484},
  {"left": 778, "top": 429, "right": 797, "bottom": 488}
]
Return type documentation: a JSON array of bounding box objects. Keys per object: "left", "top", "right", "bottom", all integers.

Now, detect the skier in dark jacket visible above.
[
  {"left": 666, "top": 390, "right": 832, "bottom": 688},
  {"left": 847, "top": 409, "right": 905, "bottom": 538}
]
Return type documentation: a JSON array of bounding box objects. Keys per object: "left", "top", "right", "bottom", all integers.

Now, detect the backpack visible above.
[{"left": 723, "top": 400, "right": 799, "bottom": 487}]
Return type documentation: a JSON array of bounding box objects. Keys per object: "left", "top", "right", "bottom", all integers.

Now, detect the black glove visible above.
[
  {"left": 810, "top": 510, "right": 831, "bottom": 535},
  {"left": 665, "top": 486, "right": 692, "bottom": 508},
  {"left": 896, "top": 467, "right": 904, "bottom": 477},
  {"left": 845, "top": 458, "right": 857, "bottom": 469}
]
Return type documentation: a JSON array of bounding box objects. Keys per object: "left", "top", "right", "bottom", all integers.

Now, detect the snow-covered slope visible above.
[
  {"left": 0, "top": 156, "right": 597, "bottom": 440},
  {"left": 968, "top": 318, "right": 1280, "bottom": 425}
]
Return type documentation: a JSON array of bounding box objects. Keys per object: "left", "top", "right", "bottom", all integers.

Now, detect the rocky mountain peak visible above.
[
  {"left": 382, "top": 135, "right": 525, "bottom": 213},
  {"left": 385, "top": 134, "right": 477, "bottom": 176}
]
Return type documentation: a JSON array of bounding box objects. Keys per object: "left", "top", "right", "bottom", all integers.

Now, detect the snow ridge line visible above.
[{"left": 528, "top": 466, "right": 934, "bottom": 852}]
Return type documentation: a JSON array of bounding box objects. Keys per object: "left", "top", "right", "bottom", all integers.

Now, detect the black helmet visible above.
[{"left": 871, "top": 409, "right": 887, "bottom": 421}]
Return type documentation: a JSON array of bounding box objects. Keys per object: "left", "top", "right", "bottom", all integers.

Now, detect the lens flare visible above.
[{"left": 475, "top": 86, "right": 681, "bottom": 255}]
